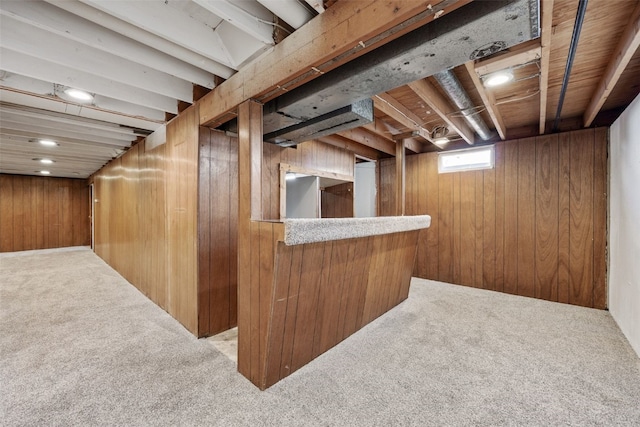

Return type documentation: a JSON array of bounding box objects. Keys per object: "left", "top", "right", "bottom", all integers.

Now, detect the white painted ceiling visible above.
[{"left": 0, "top": 0, "right": 318, "bottom": 178}]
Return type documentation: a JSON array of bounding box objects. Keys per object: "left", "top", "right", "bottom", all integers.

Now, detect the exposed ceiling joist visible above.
[
  {"left": 0, "top": 104, "right": 147, "bottom": 138},
  {"left": 317, "top": 135, "right": 380, "bottom": 160},
  {"left": 303, "top": 0, "right": 325, "bottom": 14},
  {"left": 0, "top": 15, "right": 194, "bottom": 102},
  {"left": 464, "top": 62, "right": 507, "bottom": 140},
  {"left": 199, "top": 0, "right": 468, "bottom": 127},
  {"left": 44, "top": 0, "right": 234, "bottom": 79},
  {"left": 0, "top": 49, "right": 178, "bottom": 114},
  {"left": 363, "top": 120, "right": 424, "bottom": 153},
  {"left": 1, "top": 120, "right": 133, "bottom": 147},
  {"left": 0, "top": 1, "right": 217, "bottom": 89},
  {"left": 193, "top": 0, "right": 275, "bottom": 45},
  {"left": 256, "top": 0, "right": 315, "bottom": 29},
  {"left": 78, "top": 0, "right": 235, "bottom": 69},
  {"left": 583, "top": 2, "right": 640, "bottom": 127},
  {"left": 373, "top": 93, "right": 433, "bottom": 143},
  {"left": 407, "top": 79, "right": 476, "bottom": 145},
  {"left": 538, "top": 0, "right": 554, "bottom": 134},
  {"left": 336, "top": 128, "right": 395, "bottom": 156},
  {"left": 474, "top": 39, "right": 541, "bottom": 76},
  {"left": 0, "top": 89, "right": 164, "bottom": 132}
]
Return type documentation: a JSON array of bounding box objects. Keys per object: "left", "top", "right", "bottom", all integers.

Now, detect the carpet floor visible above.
[{"left": 1, "top": 247, "right": 639, "bottom": 426}]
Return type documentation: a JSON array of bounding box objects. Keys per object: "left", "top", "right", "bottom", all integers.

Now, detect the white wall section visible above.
[{"left": 609, "top": 93, "right": 640, "bottom": 357}]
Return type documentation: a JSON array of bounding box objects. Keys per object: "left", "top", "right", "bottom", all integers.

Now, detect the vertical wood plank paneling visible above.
[
  {"left": 569, "top": 129, "right": 594, "bottom": 307},
  {"left": 198, "top": 129, "right": 212, "bottom": 335},
  {"left": 503, "top": 140, "right": 519, "bottom": 295},
  {"left": 494, "top": 142, "right": 505, "bottom": 293},
  {"left": 535, "top": 134, "right": 559, "bottom": 301},
  {"left": 482, "top": 160, "right": 496, "bottom": 290},
  {"left": 0, "top": 175, "right": 13, "bottom": 252},
  {"left": 558, "top": 132, "right": 571, "bottom": 304},
  {"left": 311, "top": 241, "right": 335, "bottom": 358},
  {"left": 459, "top": 171, "right": 476, "bottom": 287},
  {"left": 517, "top": 138, "right": 536, "bottom": 298},
  {"left": 424, "top": 153, "right": 439, "bottom": 279},
  {"left": 265, "top": 242, "right": 293, "bottom": 387},
  {"left": 474, "top": 171, "right": 484, "bottom": 288},
  {"left": 290, "top": 242, "right": 324, "bottom": 372},
  {"left": 437, "top": 172, "right": 453, "bottom": 283},
  {"left": 279, "top": 244, "right": 304, "bottom": 379},
  {"left": 592, "top": 128, "right": 608, "bottom": 309},
  {"left": 0, "top": 174, "right": 89, "bottom": 253},
  {"left": 386, "top": 128, "right": 607, "bottom": 309}
]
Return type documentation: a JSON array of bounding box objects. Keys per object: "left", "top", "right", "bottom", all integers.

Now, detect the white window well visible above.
[{"left": 438, "top": 145, "right": 495, "bottom": 174}]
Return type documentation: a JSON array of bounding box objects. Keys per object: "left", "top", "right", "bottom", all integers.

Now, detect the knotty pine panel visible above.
[
  {"left": 379, "top": 128, "right": 608, "bottom": 309},
  {"left": 0, "top": 174, "right": 89, "bottom": 252}
]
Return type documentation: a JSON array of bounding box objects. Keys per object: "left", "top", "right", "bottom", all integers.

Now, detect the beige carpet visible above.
[{"left": 1, "top": 247, "right": 639, "bottom": 426}]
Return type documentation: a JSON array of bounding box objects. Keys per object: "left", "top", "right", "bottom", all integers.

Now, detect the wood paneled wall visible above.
[
  {"left": 92, "top": 106, "right": 199, "bottom": 334},
  {"left": 321, "top": 182, "right": 354, "bottom": 218},
  {"left": 379, "top": 128, "right": 607, "bottom": 309},
  {"left": 0, "top": 174, "right": 89, "bottom": 252},
  {"left": 198, "top": 129, "right": 357, "bottom": 337},
  {"left": 93, "top": 141, "right": 168, "bottom": 309},
  {"left": 198, "top": 128, "right": 239, "bottom": 336}
]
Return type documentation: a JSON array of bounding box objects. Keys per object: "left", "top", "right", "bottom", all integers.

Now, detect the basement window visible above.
[{"left": 438, "top": 146, "right": 495, "bottom": 174}]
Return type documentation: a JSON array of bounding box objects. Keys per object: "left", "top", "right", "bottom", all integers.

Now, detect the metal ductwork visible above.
[
  {"left": 433, "top": 70, "right": 493, "bottom": 141},
  {"left": 228, "top": 0, "right": 540, "bottom": 146}
]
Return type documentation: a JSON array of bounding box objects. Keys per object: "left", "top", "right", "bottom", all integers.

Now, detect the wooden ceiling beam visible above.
[
  {"left": 199, "top": 0, "right": 470, "bottom": 127},
  {"left": 583, "top": 2, "right": 640, "bottom": 127},
  {"left": 336, "top": 128, "right": 395, "bottom": 156},
  {"left": 373, "top": 93, "right": 434, "bottom": 143},
  {"left": 538, "top": 0, "right": 554, "bottom": 134},
  {"left": 464, "top": 61, "right": 507, "bottom": 140},
  {"left": 474, "top": 39, "right": 542, "bottom": 76},
  {"left": 407, "top": 78, "right": 476, "bottom": 145},
  {"left": 317, "top": 134, "right": 381, "bottom": 160},
  {"left": 362, "top": 120, "right": 424, "bottom": 153}
]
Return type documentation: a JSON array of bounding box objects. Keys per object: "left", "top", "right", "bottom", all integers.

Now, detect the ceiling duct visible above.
[
  {"left": 264, "top": 99, "right": 373, "bottom": 146},
  {"left": 433, "top": 70, "right": 493, "bottom": 141},
  {"left": 225, "top": 0, "right": 539, "bottom": 146}
]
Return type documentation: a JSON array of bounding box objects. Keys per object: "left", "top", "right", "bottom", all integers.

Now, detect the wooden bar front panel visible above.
[
  {"left": 0, "top": 174, "right": 89, "bottom": 252},
  {"left": 379, "top": 128, "right": 608, "bottom": 309},
  {"left": 246, "top": 229, "right": 420, "bottom": 390}
]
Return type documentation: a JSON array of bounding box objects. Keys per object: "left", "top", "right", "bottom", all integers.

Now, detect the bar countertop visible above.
[{"left": 283, "top": 215, "right": 431, "bottom": 246}]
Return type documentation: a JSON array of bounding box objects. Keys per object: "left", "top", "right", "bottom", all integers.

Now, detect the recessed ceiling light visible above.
[
  {"left": 483, "top": 70, "right": 514, "bottom": 88},
  {"left": 32, "top": 158, "right": 55, "bottom": 164},
  {"left": 39, "top": 139, "right": 58, "bottom": 147},
  {"left": 64, "top": 87, "right": 94, "bottom": 102},
  {"left": 39, "top": 170, "right": 51, "bottom": 175}
]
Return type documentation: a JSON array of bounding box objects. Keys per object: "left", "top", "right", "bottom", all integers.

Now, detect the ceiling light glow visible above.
[
  {"left": 433, "top": 137, "right": 449, "bottom": 146},
  {"left": 483, "top": 70, "right": 514, "bottom": 88},
  {"left": 39, "top": 139, "right": 58, "bottom": 147},
  {"left": 39, "top": 170, "right": 51, "bottom": 175},
  {"left": 40, "top": 159, "right": 54, "bottom": 164},
  {"left": 63, "top": 88, "right": 94, "bottom": 102}
]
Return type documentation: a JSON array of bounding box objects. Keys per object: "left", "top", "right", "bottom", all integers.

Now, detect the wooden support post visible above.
[
  {"left": 238, "top": 100, "right": 263, "bottom": 221},
  {"left": 396, "top": 140, "right": 406, "bottom": 216},
  {"left": 237, "top": 99, "right": 263, "bottom": 379}
]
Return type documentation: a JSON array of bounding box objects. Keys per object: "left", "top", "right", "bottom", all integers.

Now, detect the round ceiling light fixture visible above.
[
  {"left": 54, "top": 84, "right": 95, "bottom": 103},
  {"left": 483, "top": 70, "right": 514, "bottom": 88},
  {"left": 64, "top": 87, "right": 94, "bottom": 102},
  {"left": 39, "top": 170, "right": 51, "bottom": 175}
]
